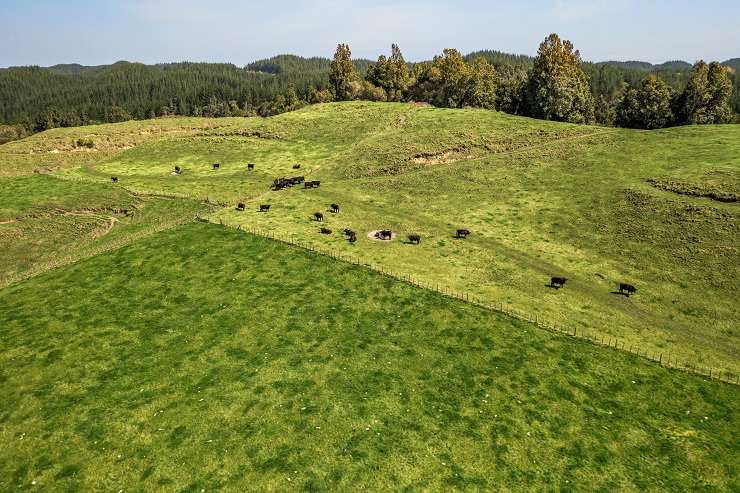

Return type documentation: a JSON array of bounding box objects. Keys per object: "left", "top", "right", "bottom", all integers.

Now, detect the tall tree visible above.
[
  {"left": 616, "top": 76, "right": 674, "bottom": 129},
  {"left": 526, "top": 33, "right": 595, "bottom": 123},
  {"left": 366, "top": 44, "right": 411, "bottom": 101},
  {"left": 465, "top": 57, "right": 498, "bottom": 109},
  {"left": 329, "top": 43, "right": 357, "bottom": 101},
  {"left": 677, "top": 61, "right": 732, "bottom": 124},
  {"left": 432, "top": 49, "right": 471, "bottom": 108}
]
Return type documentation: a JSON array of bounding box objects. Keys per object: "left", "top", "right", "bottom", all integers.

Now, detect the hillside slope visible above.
[
  {"left": 2, "top": 102, "right": 738, "bottom": 375},
  {"left": 0, "top": 222, "right": 737, "bottom": 491}
]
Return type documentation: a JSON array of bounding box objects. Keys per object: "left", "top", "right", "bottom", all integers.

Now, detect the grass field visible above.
[
  {"left": 25, "top": 101, "right": 738, "bottom": 375},
  {"left": 0, "top": 174, "right": 213, "bottom": 285},
  {"left": 0, "top": 222, "right": 737, "bottom": 492}
]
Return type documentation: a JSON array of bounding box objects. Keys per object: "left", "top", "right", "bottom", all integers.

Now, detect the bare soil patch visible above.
[{"left": 366, "top": 230, "right": 397, "bottom": 241}]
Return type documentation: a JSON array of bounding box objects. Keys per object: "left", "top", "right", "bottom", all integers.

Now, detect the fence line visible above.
[{"left": 230, "top": 222, "right": 739, "bottom": 387}]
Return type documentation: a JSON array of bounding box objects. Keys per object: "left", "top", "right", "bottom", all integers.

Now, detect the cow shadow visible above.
[{"left": 611, "top": 291, "right": 630, "bottom": 297}]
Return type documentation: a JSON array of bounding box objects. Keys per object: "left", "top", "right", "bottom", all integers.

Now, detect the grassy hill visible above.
[
  {"left": 11, "top": 101, "right": 734, "bottom": 376},
  {"left": 0, "top": 222, "right": 737, "bottom": 491},
  {"left": 0, "top": 102, "right": 738, "bottom": 490}
]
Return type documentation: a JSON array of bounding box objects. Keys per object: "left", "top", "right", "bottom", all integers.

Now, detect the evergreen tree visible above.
[
  {"left": 495, "top": 68, "right": 528, "bottom": 115},
  {"left": 465, "top": 57, "right": 498, "bottom": 108},
  {"left": 366, "top": 45, "right": 411, "bottom": 101},
  {"left": 526, "top": 34, "right": 595, "bottom": 123},
  {"left": 707, "top": 62, "right": 733, "bottom": 123},
  {"left": 677, "top": 61, "right": 711, "bottom": 124},
  {"left": 329, "top": 44, "right": 357, "bottom": 100},
  {"left": 616, "top": 76, "right": 674, "bottom": 129}
]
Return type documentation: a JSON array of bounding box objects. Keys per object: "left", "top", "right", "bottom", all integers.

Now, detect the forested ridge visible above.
[{"left": 0, "top": 36, "right": 737, "bottom": 141}]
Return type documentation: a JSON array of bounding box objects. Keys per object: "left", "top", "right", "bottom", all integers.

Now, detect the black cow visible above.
[
  {"left": 408, "top": 233, "right": 421, "bottom": 244},
  {"left": 376, "top": 230, "right": 392, "bottom": 240},
  {"left": 236, "top": 203, "right": 246, "bottom": 211},
  {"left": 213, "top": 163, "right": 220, "bottom": 170},
  {"left": 314, "top": 212, "right": 324, "bottom": 221},
  {"left": 343, "top": 228, "right": 355, "bottom": 236},
  {"left": 259, "top": 204, "right": 271, "bottom": 212},
  {"left": 550, "top": 277, "right": 568, "bottom": 289},
  {"left": 313, "top": 181, "right": 321, "bottom": 188},
  {"left": 348, "top": 233, "right": 357, "bottom": 243},
  {"left": 174, "top": 166, "right": 181, "bottom": 174},
  {"left": 293, "top": 163, "right": 301, "bottom": 169},
  {"left": 304, "top": 181, "right": 314, "bottom": 189},
  {"left": 619, "top": 283, "right": 637, "bottom": 296},
  {"left": 456, "top": 228, "right": 470, "bottom": 239},
  {"left": 272, "top": 177, "right": 291, "bottom": 190},
  {"left": 330, "top": 203, "right": 339, "bottom": 213},
  {"left": 247, "top": 163, "right": 255, "bottom": 170},
  {"left": 111, "top": 176, "right": 118, "bottom": 183},
  {"left": 320, "top": 227, "right": 332, "bottom": 235}
]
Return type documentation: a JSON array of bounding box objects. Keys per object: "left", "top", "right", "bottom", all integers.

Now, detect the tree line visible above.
[
  {"left": 0, "top": 35, "right": 737, "bottom": 135},
  {"left": 328, "top": 34, "right": 737, "bottom": 128}
]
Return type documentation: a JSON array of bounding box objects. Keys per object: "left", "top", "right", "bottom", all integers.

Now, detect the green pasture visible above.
[
  {"left": 8, "top": 101, "right": 736, "bottom": 373},
  {"left": 0, "top": 222, "right": 737, "bottom": 492}
]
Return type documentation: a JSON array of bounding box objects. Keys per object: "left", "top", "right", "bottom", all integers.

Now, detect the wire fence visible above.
[{"left": 224, "top": 221, "right": 740, "bottom": 387}]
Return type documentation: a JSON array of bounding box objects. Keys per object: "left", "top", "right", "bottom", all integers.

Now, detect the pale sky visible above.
[{"left": 1, "top": 0, "right": 738, "bottom": 67}]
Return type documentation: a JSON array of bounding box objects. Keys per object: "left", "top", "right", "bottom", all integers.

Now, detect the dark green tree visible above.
[
  {"left": 465, "top": 57, "right": 497, "bottom": 108},
  {"left": 526, "top": 33, "right": 595, "bottom": 123},
  {"left": 677, "top": 61, "right": 732, "bottom": 124},
  {"left": 329, "top": 43, "right": 357, "bottom": 100},
  {"left": 495, "top": 68, "right": 528, "bottom": 115},
  {"left": 616, "top": 76, "right": 674, "bottom": 129}
]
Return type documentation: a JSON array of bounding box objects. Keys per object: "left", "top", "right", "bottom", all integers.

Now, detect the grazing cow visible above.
[
  {"left": 236, "top": 203, "right": 246, "bottom": 211},
  {"left": 247, "top": 163, "right": 255, "bottom": 170},
  {"left": 174, "top": 166, "right": 181, "bottom": 174},
  {"left": 619, "top": 283, "right": 637, "bottom": 296},
  {"left": 348, "top": 233, "right": 357, "bottom": 243},
  {"left": 314, "top": 212, "right": 324, "bottom": 221},
  {"left": 304, "top": 181, "right": 314, "bottom": 189},
  {"left": 343, "top": 228, "right": 355, "bottom": 236},
  {"left": 213, "top": 163, "right": 220, "bottom": 170},
  {"left": 259, "top": 204, "right": 271, "bottom": 212},
  {"left": 550, "top": 276, "right": 567, "bottom": 289},
  {"left": 313, "top": 181, "right": 321, "bottom": 188},
  {"left": 408, "top": 233, "right": 421, "bottom": 244},
  {"left": 320, "top": 227, "right": 332, "bottom": 235},
  {"left": 272, "top": 177, "right": 292, "bottom": 190},
  {"left": 293, "top": 163, "right": 301, "bottom": 169},
  {"left": 330, "top": 203, "right": 339, "bottom": 213},
  {"left": 111, "top": 176, "right": 118, "bottom": 183},
  {"left": 376, "top": 230, "right": 392, "bottom": 240},
  {"left": 456, "top": 228, "right": 470, "bottom": 239}
]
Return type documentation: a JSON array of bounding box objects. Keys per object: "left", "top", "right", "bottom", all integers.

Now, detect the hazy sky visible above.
[{"left": 1, "top": 0, "right": 738, "bottom": 67}]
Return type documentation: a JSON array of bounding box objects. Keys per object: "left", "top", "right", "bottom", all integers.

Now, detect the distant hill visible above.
[
  {"left": 723, "top": 58, "right": 740, "bottom": 71},
  {"left": 596, "top": 60, "right": 693, "bottom": 71},
  {"left": 0, "top": 51, "right": 737, "bottom": 127},
  {"left": 247, "top": 54, "right": 373, "bottom": 76}
]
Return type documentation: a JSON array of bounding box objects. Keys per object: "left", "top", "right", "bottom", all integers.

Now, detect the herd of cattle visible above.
[{"left": 112, "top": 162, "right": 637, "bottom": 297}]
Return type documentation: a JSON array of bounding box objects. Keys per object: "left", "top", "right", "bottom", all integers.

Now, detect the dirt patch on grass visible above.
[
  {"left": 366, "top": 230, "right": 397, "bottom": 241},
  {"left": 0, "top": 219, "right": 16, "bottom": 225},
  {"left": 411, "top": 147, "right": 474, "bottom": 165},
  {"left": 91, "top": 217, "right": 117, "bottom": 239}
]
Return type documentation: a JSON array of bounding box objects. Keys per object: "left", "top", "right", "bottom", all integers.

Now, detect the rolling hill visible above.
[
  {"left": 0, "top": 101, "right": 738, "bottom": 490},
  {"left": 17, "top": 101, "right": 734, "bottom": 376}
]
